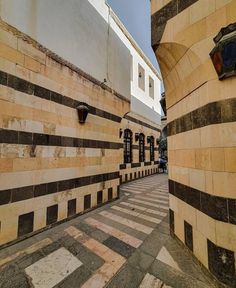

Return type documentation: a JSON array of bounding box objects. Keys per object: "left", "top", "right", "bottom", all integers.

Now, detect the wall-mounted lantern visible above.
[
  {"left": 147, "top": 136, "right": 151, "bottom": 144},
  {"left": 210, "top": 22, "right": 236, "bottom": 80},
  {"left": 76, "top": 103, "right": 89, "bottom": 124},
  {"left": 119, "top": 128, "right": 123, "bottom": 138},
  {"left": 135, "top": 133, "right": 140, "bottom": 142},
  {"left": 156, "top": 138, "right": 160, "bottom": 145},
  {"left": 149, "top": 82, "right": 152, "bottom": 88},
  {"left": 139, "top": 72, "right": 142, "bottom": 78}
]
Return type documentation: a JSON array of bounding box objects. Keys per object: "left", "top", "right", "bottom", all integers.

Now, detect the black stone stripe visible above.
[
  {"left": 0, "top": 171, "right": 119, "bottom": 206},
  {"left": 0, "top": 70, "right": 122, "bottom": 123},
  {"left": 151, "top": 0, "right": 199, "bottom": 47},
  {"left": 124, "top": 115, "right": 161, "bottom": 132},
  {"left": 131, "top": 163, "right": 141, "bottom": 168},
  {"left": 167, "top": 98, "right": 236, "bottom": 136},
  {"left": 207, "top": 239, "right": 236, "bottom": 285},
  {"left": 119, "top": 164, "right": 126, "bottom": 170},
  {"left": 132, "top": 145, "right": 158, "bottom": 150},
  {"left": 169, "top": 179, "right": 236, "bottom": 224},
  {"left": 0, "top": 129, "right": 123, "bottom": 149}
]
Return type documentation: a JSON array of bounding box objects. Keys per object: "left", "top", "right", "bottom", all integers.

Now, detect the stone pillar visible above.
[{"left": 151, "top": 0, "right": 236, "bottom": 285}]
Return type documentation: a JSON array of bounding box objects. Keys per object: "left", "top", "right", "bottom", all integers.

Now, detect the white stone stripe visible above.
[
  {"left": 151, "top": 190, "right": 168, "bottom": 195},
  {"left": 125, "top": 186, "right": 147, "bottom": 191},
  {"left": 126, "top": 185, "right": 152, "bottom": 189},
  {"left": 139, "top": 273, "right": 172, "bottom": 288},
  {"left": 65, "top": 226, "right": 125, "bottom": 288},
  {"left": 139, "top": 273, "right": 163, "bottom": 288},
  {"left": 135, "top": 195, "right": 169, "bottom": 205},
  {"left": 111, "top": 205, "right": 161, "bottom": 224},
  {"left": 25, "top": 247, "right": 82, "bottom": 288},
  {"left": 85, "top": 217, "right": 142, "bottom": 248},
  {"left": 153, "top": 189, "right": 168, "bottom": 192},
  {"left": 122, "top": 188, "right": 142, "bottom": 194},
  {"left": 147, "top": 193, "right": 169, "bottom": 200},
  {"left": 129, "top": 198, "right": 169, "bottom": 210},
  {"left": 99, "top": 211, "right": 153, "bottom": 234},
  {"left": 120, "top": 202, "right": 167, "bottom": 217},
  {"left": 144, "top": 195, "right": 169, "bottom": 203},
  {"left": 128, "top": 182, "right": 154, "bottom": 186}
]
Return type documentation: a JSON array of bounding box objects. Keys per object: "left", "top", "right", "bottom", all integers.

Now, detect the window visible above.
[
  {"left": 149, "top": 76, "right": 154, "bottom": 99},
  {"left": 138, "top": 64, "right": 145, "bottom": 91},
  {"left": 124, "top": 129, "right": 132, "bottom": 163},
  {"left": 149, "top": 136, "right": 154, "bottom": 161},
  {"left": 139, "top": 133, "right": 145, "bottom": 162}
]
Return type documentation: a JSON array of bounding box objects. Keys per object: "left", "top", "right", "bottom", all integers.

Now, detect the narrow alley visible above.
[{"left": 0, "top": 174, "right": 217, "bottom": 288}]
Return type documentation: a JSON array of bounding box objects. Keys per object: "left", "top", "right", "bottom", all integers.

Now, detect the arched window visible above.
[
  {"left": 124, "top": 129, "right": 132, "bottom": 163},
  {"left": 149, "top": 136, "right": 154, "bottom": 161},
  {"left": 139, "top": 133, "right": 145, "bottom": 162}
]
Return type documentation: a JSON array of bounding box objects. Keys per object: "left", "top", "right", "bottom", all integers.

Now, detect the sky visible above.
[{"left": 107, "top": 0, "right": 159, "bottom": 70}]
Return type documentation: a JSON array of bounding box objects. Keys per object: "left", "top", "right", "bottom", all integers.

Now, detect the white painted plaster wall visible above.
[
  {"left": 0, "top": 0, "right": 131, "bottom": 100},
  {"left": 0, "top": 0, "right": 162, "bottom": 123}
]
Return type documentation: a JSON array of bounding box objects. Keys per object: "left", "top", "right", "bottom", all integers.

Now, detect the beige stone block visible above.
[
  {"left": 205, "top": 171, "right": 214, "bottom": 195},
  {"left": 175, "top": 18, "right": 207, "bottom": 48},
  {"left": 0, "top": 158, "right": 13, "bottom": 172},
  {"left": 224, "top": 148, "right": 236, "bottom": 172},
  {"left": 178, "top": 199, "right": 197, "bottom": 228},
  {"left": 169, "top": 194, "right": 178, "bottom": 213},
  {"left": 226, "top": 0, "right": 236, "bottom": 23},
  {"left": 13, "top": 158, "right": 39, "bottom": 172},
  {"left": 211, "top": 148, "right": 225, "bottom": 172},
  {"left": 221, "top": 122, "right": 236, "bottom": 148},
  {"left": 200, "top": 124, "right": 230, "bottom": 149},
  {"left": 190, "top": 37, "right": 215, "bottom": 65},
  {"left": 189, "top": 168, "right": 205, "bottom": 192},
  {"left": 196, "top": 210, "right": 216, "bottom": 243},
  {"left": 0, "top": 42, "right": 24, "bottom": 65},
  {"left": 216, "top": 0, "right": 232, "bottom": 10},
  {"left": 58, "top": 201, "right": 67, "bottom": 221},
  {"left": 174, "top": 212, "right": 184, "bottom": 243},
  {"left": 24, "top": 56, "right": 41, "bottom": 73},
  {"left": 113, "top": 186, "right": 118, "bottom": 198},
  {"left": 0, "top": 216, "right": 18, "bottom": 245},
  {"left": 0, "top": 28, "right": 17, "bottom": 49},
  {"left": 171, "top": 165, "right": 190, "bottom": 186},
  {"left": 17, "top": 39, "right": 46, "bottom": 64},
  {"left": 195, "top": 149, "right": 211, "bottom": 170},
  {"left": 189, "top": 0, "right": 215, "bottom": 24},
  {"left": 193, "top": 229, "right": 208, "bottom": 269},
  {"left": 76, "top": 196, "right": 83, "bottom": 214},
  {"left": 184, "top": 129, "right": 201, "bottom": 150},
  {"left": 215, "top": 221, "right": 236, "bottom": 252},
  {"left": 0, "top": 57, "right": 16, "bottom": 75},
  {"left": 213, "top": 171, "right": 236, "bottom": 198},
  {"left": 103, "top": 189, "right": 108, "bottom": 202},
  {"left": 91, "top": 192, "right": 97, "bottom": 208},
  {"left": 34, "top": 208, "right": 46, "bottom": 231},
  {"left": 171, "top": 8, "right": 190, "bottom": 37},
  {"left": 206, "top": 5, "right": 227, "bottom": 37}
]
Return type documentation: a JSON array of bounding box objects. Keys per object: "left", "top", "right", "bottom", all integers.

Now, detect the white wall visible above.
[
  {"left": 108, "top": 8, "right": 162, "bottom": 122},
  {"left": 0, "top": 0, "right": 162, "bottom": 122},
  {"left": 0, "top": 0, "right": 131, "bottom": 100}
]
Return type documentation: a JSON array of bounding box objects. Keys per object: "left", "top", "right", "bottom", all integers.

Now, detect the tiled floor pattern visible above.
[{"left": 0, "top": 174, "right": 218, "bottom": 288}]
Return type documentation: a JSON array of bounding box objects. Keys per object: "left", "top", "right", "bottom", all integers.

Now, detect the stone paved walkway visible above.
[{"left": 0, "top": 174, "right": 218, "bottom": 288}]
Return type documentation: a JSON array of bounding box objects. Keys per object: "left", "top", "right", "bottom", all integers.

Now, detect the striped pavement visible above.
[{"left": 0, "top": 174, "right": 216, "bottom": 288}]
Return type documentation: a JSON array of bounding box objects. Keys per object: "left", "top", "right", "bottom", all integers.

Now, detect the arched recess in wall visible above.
[{"left": 154, "top": 42, "right": 202, "bottom": 110}]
